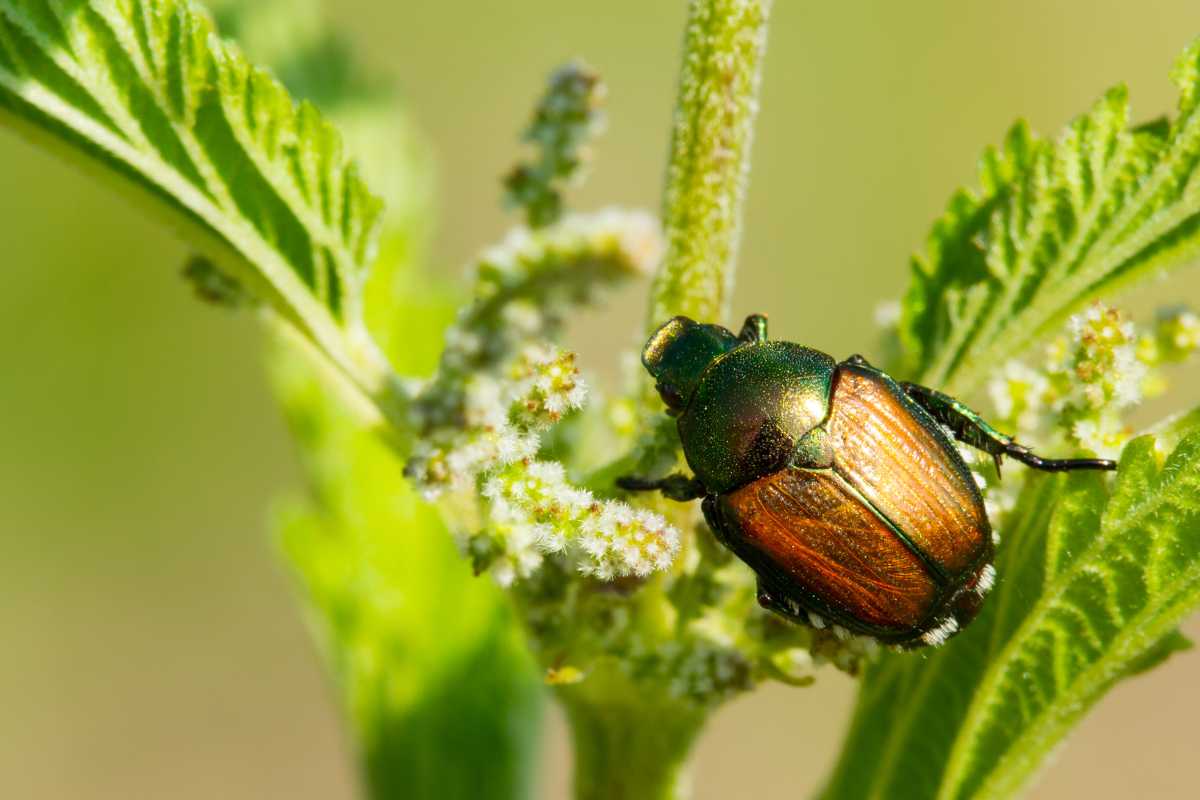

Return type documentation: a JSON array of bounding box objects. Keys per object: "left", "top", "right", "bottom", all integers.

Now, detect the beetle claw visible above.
[{"left": 756, "top": 580, "right": 806, "bottom": 621}]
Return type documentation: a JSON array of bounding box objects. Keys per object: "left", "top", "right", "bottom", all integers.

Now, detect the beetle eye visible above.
[{"left": 657, "top": 382, "right": 684, "bottom": 410}]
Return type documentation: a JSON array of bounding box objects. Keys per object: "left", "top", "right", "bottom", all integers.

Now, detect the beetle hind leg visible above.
[{"left": 899, "top": 381, "right": 1117, "bottom": 475}]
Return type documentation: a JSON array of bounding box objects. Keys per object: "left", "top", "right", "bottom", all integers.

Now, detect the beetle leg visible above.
[
  {"left": 615, "top": 473, "right": 707, "bottom": 501},
  {"left": 755, "top": 579, "right": 810, "bottom": 624},
  {"left": 738, "top": 313, "right": 769, "bottom": 344},
  {"left": 899, "top": 381, "right": 1117, "bottom": 474}
]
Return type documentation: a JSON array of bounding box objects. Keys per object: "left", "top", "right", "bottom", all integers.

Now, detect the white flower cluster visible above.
[
  {"left": 1050, "top": 303, "right": 1145, "bottom": 458},
  {"left": 506, "top": 344, "right": 589, "bottom": 428},
  {"left": 481, "top": 460, "right": 680, "bottom": 586},
  {"left": 1145, "top": 306, "right": 1200, "bottom": 365},
  {"left": 659, "top": 638, "right": 750, "bottom": 703},
  {"left": 986, "top": 303, "right": 1200, "bottom": 469},
  {"left": 987, "top": 360, "right": 1052, "bottom": 440},
  {"left": 407, "top": 344, "right": 586, "bottom": 496}
]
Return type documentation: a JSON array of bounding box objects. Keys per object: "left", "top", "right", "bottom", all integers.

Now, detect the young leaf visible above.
[
  {"left": 903, "top": 39, "right": 1200, "bottom": 395},
  {"left": 821, "top": 429, "right": 1200, "bottom": 800},
  {"left": 0, "top": 0, "right": 393, "bottom": 405},
  {"left": 274, "top": 341, "right": 542, "bottom": 800}
]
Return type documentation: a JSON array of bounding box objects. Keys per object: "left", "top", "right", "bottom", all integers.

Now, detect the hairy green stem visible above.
[
  {"left": 649, "top": 0, "right": 773, "bottom": 330},
  {"left": 564, "top": 5, "right": 773, "bottom": 798},
  {"left": 560, "top": 663, "right": 709, "bottom": 800}
]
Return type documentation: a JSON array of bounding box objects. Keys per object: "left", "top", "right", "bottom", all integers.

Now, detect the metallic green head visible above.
[{"left": 642, "top": 316, "right": 739, "bottom": 413}]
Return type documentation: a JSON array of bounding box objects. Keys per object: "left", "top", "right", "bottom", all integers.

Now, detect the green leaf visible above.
[
  {"left": 213, "top": 4, "right": 545, "bottom": 797},
  {"left": 274, "top": 338, "right": 543, "bottom": 800},
  {"left": 821, "top": 429, "right": 1200, "bottom": 800},
  {"left": 0, "top": 0, "right": 393, "bottom": 402},
  {"left": 902, "top": 39, "right": 1200, "bottom": 394},
  {"left": 206, "top": 0, "right": 436, "bottom": 359}
]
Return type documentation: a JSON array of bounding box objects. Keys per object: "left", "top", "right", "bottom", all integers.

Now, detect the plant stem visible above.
[
  {"left": 560, "top": 662, "right": 709, "bottom": 800},
  {"left": 649, "top": 0, "right": 774, "bottom": 330},
  {"left": 564, "top": 5, "right": 773, "bottom": 798}
]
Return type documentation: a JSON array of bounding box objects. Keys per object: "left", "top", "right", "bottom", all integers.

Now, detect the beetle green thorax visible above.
[{"left": 642, "top": 316, "right": 739, "bottom": 412}]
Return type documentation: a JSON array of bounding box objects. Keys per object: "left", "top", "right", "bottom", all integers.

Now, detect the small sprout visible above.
[
  {"left": 1145, "top": 306, "right": 1200, "bottom": 364},
  {"left": 182, "top": 256, "right": 247, "bottom": 308},
  {"left": 545, "top": 665, "right": 586, "bottom": 685},
  {"left": 766, "top": 647, "right": 816, "bottom": 687},
  {"left": 504, "top": 61, "right": 607, "bottom": 228}
]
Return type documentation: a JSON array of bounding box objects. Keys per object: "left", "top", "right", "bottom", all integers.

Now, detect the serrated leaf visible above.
[
  {"left": 0, "top": 0, "right": 387, "bottom": 391},
  {"left": 821, "top": 429, "right": 1200, "bottom": 800},
  {"left": 209, "top": 4, "right": 544, "bottom": 796},
  {"left": 903, "top": 39, "right": 1200, "bottom": 395}
]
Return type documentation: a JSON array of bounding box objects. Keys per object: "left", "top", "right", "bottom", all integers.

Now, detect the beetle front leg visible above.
[
  {"left": 616, "top": 472, "right": 707, "bottom": 501},
  {"left": 899, "top": 381, "right": 1117, "bottom": 475},
  {"left": 738, "top": 313, "right": 769, "bottom": 344}
]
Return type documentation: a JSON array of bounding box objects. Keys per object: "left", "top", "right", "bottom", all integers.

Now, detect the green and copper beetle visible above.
[{"left": 619, "top": 314, "right": 1115, "bottom": 647}]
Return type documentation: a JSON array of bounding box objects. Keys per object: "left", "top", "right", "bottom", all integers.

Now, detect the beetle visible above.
[{"left": 618, "top": 314, "right": 1116, "bottom": 647}]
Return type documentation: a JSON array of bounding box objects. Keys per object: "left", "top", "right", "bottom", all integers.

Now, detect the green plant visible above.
[{"left": 3, "top": 1, "right": 1200, "bottom": 799}]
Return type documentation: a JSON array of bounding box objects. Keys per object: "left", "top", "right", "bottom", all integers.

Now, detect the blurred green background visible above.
[{"left": 4, "top": 1, "right": 1200, "bottom": 797}]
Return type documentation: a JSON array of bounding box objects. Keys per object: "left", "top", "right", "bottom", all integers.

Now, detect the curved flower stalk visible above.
[
  {"left": 409, "top": 208, "right": 663, "bottom": 446},
  {"left": 504, "top": 60, "right": 606, "bottom": 229}
]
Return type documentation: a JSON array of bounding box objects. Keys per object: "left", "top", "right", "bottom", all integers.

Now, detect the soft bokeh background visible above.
[{"left": 5, "top": 1, "right": 1200, "bottom": 797}]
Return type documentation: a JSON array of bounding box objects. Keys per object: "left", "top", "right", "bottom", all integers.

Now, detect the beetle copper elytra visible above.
[{"left": 619, "top": 314, "right": 1116, "bottom": 647}]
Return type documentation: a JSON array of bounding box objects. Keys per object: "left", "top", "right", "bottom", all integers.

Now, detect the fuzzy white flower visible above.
[{"left": 479, "top": 459, "right": 681, "bottom": 585}]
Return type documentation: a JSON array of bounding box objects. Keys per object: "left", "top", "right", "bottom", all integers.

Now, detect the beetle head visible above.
[{"left": 642, "top": 316, "right": 739, "bottom": 414}]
